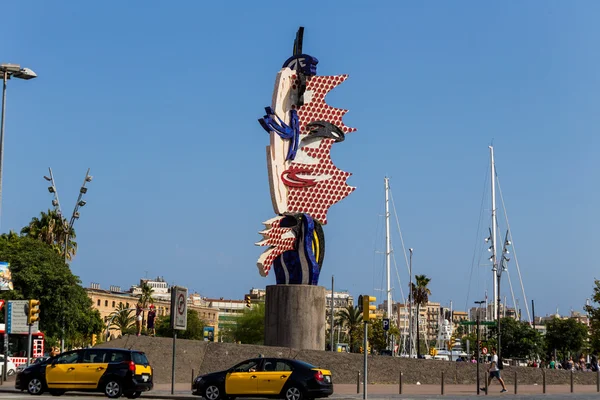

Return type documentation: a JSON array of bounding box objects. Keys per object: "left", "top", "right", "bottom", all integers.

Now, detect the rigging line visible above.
[
  {"left": 388, "top": 187, "right": 410, "bottom": 276},
  {"left": 504, "top": 269, "right": 518, "bottom": 320},
  {"left": 465, "top": 163, "right": 490, "bottom": 312},
  {"left": 391, "top": 250, "right": 407, "bottom": 305},
  {"left": 371, "top": 201, "right": 384, "bottom": 296},
  {"left": 496, "top": 174, "right": 531, "bottom": 324}
]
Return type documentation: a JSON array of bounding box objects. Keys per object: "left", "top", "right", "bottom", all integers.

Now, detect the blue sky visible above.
[{"left": 2, "top": 2, "right": 598, "bottom": 318}]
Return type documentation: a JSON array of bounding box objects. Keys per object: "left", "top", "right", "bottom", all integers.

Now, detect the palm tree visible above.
[
  {"left": 335, "top": 305, "right": 362, "bottom": 352},
  {"left": 109, "top": 304, "right": 135, "bottom": 335},
  {"left": 21, "top": 209, "right": 77, "bottom": 260},
  {"left": 0, "top": 230, "right": 19, "bottom": 241},
  {"left": 139, "top": 282, "right": 155, "bottom": 329},
  {"left": 411, "top": 274, "right": 431, "bottom": 358}
]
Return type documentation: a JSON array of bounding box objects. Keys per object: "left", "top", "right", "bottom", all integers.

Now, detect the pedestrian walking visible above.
[{"left": 480, "top": 348, "right": 507, "bottom": 393}]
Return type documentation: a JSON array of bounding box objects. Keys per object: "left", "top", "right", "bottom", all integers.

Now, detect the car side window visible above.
[
  {"left": 233, "top": 360, "right": 259, "bottom": 372},
  {"left": 275, "top": 361, "right": 292, "bottom": 372},
  {"left": 82, "top": 349, "right": 106, "bottom": 363},
  {"left": 106, "top": 351, "right": 127, "bottom": 363},
  {"left": 55, "top": 352, "right": 79, "bottom": 364}
]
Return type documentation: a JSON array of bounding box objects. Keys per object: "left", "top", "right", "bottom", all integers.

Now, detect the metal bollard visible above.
[
  {"left": 441, "top": 371, "right": 444, "bottom": 395},
  {"left": 571, "top": 370, "right": 574, "bottom": 393},
  {"left": 191, "top": 369, "right": 195, "bottom": 390},
  {"left": 597, "top": 368, "right": 599, "bottom": 392},
  {"left": 514, "top": 371, "right": 517, "bottom": 394},
  {"left": 543, "top": 369, "right": 546, "bottom": 394},
  {"left": 399, "top": 371, "right": 403, "bottom": 394},
  {"left": 485, "top": 371, "right": 488, "bottom": 395},
  {"left": 356, "top": 371, "right": 360, "bottom": 394}
]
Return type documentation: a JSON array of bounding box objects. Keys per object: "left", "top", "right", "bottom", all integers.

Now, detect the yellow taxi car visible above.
[
  {"left": 192, "top": 357, "right": 333, "bottom": 400},
  {"left": 15, "top": 347, "right": 153, "bottom": 398}
]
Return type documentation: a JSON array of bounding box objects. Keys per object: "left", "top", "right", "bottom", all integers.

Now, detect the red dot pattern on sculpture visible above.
[
  {"left": 287, "top": 75, "right": 357, "bottom": 224},
  {"left": 256, "top": 217, "right": 295, "bottom": 275}
]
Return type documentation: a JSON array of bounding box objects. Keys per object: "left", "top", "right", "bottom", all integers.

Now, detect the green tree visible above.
[
  {"left": 545, "top": 317, "right": 588, "bottom": 360},
  {"left": 336, "top": 305, "right": 362, "bottom": 352},
  {"left": 499, "top": 317, "right": 543, "bottom": 359},
  {"left": 585, "top": 279, "right": 600, "bottom": 354},
  {"left": 155, "top": 309, "right": 207, "bottom": 340},
  {"left": 138, "top": 282, "right": 154, "bottom": 328},
  {"left": 231, "top": 303, "right": 265, "bottom": 344},
  {"left": 20, "top": 209, "right": 77, "bottom": 261},
  {"left": 109, "top": 303, "right": 136, "bottom": 336},
  {"left": 0, "top": 236, "right": 102, "bottom": 345},
  {"left": 367, "top": 319, "right": 400, "bottom": 353},
  {"left": 411, "top": 274, "right": 431, "bottom": 358}
]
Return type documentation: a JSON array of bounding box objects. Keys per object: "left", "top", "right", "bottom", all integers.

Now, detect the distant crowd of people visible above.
[{"left": 530, "top": 354, "right": 599, "bottom": 371}]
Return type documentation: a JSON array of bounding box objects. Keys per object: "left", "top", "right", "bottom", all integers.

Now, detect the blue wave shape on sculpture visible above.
[
  {"left": 258, "top": 107, "right": 300, "bottom": 161},
  {"left": 273, "top": 213, "right": 323, "bottom": 285}
]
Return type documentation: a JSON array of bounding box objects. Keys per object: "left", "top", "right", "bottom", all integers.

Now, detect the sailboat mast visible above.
[
  {"left": 489, "top": 146, "right": 498, "bottom": 321},
  {"left": 384, "top": 177, "right": 392, "bottom": 321}
]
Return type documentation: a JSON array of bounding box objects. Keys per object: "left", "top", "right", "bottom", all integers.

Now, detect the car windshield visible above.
[{"left": 293, "top": 360, "right": 316, "bottom": 369}]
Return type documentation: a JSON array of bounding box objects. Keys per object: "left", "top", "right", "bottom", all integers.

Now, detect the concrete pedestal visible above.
[{"left": 264, "top": 285, "right": 325, "bottom": 350}]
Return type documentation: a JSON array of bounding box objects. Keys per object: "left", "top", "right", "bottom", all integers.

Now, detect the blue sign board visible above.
[{"left": 383, "top": 318, "right": 390, "bottom": 331}]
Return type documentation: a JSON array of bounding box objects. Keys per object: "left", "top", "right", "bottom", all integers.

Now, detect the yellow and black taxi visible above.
[
  {"left": 15, "top": 347, "right": 153, "bottom": 398},
  {"left": 193, "top": 357, "right": 332, "bottom": 400}
]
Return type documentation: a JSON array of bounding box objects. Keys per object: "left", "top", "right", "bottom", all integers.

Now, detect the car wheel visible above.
[
  {"left": 126, "top": 391, "right": 141, "bottom": 399},
  {"left": 27, "top": 377, "right": 44, "bottom": 396},
  {"left": 204, "top": 384, "right": 222, "bottom": 400},
  {"left": 104, "top": 380, "right": 123, "bottom": 398},
  {"left": 49, "top": 390, "right": 66, "bottom": 396},
  {"left": 284, "top": 386, "right": 303, "bottom": 400},
  {"left": 7, "top": 369, "right": 15, "bottom": 376}
]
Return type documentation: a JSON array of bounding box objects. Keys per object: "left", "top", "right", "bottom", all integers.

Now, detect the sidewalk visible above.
[{"left": 1, "top": 380, "right": 599, "bottom": 398}]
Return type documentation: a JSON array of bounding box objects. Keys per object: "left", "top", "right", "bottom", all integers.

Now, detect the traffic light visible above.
[
  {"left": 429, "top": 347, "right": 438, "bottom": 356},
  {"left": 359, "top": 295, "right": 376, "bottom": 322},
  {"left": 359, "top": 346, "right": 364, "bottom": 354},
  {"left": 27, "top": 299, "right": 40, "bottom": 325},
  {"left": 245, "top": 295, "right": 251, "bottom": 308}
]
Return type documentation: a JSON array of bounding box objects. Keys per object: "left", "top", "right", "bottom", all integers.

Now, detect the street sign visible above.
[
  {"left": 170, "top": 286, "right": 188, "bottom": 330},
  {"left": 482, "top": 347, "right": 488, "bottom": 355},
  {"left": 7, "top": 300, "right": 38, "bottom": 334},
  {"left": 383, "top": 318, "right": 390, "bottom": 331},
  {"left": 460, "top": 320, "right": 497, "bottom": 326}
]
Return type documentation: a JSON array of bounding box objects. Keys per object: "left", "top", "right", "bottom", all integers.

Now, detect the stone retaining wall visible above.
[{"left": 96, "top": 336, "right": 598, "bottom": 386}]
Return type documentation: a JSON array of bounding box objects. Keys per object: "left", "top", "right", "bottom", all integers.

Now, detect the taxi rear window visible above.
[{"left": 132, "top": 352, "right": 149, "bottom": 365}]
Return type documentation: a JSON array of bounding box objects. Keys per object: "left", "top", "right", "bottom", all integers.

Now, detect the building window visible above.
[
  {"left": 97, "top": 299, "right": 100, "bottom": 306},
  {"left": 112, "top": 301, "right": 115, "bottom": 308},
  {"left": 105, "top": 300, "right": 108, "bottom": 307},
  {"left": 126, "top": 303, "right": 129, "bottom": 308},
  {"left": 120, "top": 302, "right": 123, "bottom": 307}
]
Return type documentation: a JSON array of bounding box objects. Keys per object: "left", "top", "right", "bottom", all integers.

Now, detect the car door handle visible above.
[
  {"left": 97, "top": 367, "right": 105, "bottom": 371},
  {"left": 281, "top": 375, "right": 287, "bottom": 379},
  {"left": 68, "top": 367, "right": 75, "bottom": 371},
  {"left": 251, "top": 375, "right": 257, "bottom": 379}
]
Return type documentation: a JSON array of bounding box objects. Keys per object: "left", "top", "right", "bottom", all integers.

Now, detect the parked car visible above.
[
  {"left": 0, "top": 355, "right": 17, "bottom": 376},
  {"left": 192, "top": 357, "right": 332, "bottom": 400},
  {"left": 15, "top": 348, "right": 152, "bottom": 398}
]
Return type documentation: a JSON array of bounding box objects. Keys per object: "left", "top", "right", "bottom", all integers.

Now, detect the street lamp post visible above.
[
  {"left": 475, "top": 300, "right": 485, "bottom": 395},
  {"left": 44, "top": 167, "right": 93, "bottom": 351},
  {"left": 0, "top": 63, "right": 37, "bottom": 227},
  {"left": 408, "top": 248, "right": 413, "bottom": 358}
]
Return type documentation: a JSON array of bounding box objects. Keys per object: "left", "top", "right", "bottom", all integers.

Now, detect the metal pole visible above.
[
  {"left": 543, "top": 369, "right": 546, "bottom": 393},
  {"left": 490, "top": 146, "right": 498, "bottom": 319},
  {"left": 570, "top": 369, "right": 574, "bottom": 393},
  {"left": 441, "top": 371, "right": 444, "bottom": 395},
  {"left": 26, "top": 323, "right": 32, "bottom": 367},
  {"left": 514, "top": 371, "right": 517, "bottom": 394},
  {"left": 476, "top": 311, "right": 480, "bottom": 395},
  {"left": 330, "top": 275, "right": 334, "bottom": 352},
  {"left": 399, "top": 371, "right": 402, "bottom": 394},
  {"left": 384, "top": 178, "right": 392, "bottom": 331},
  {"left": 0, "top": 72, "right": 7, "bottom": 227},
  {"left": 191, "top": 369, "right": 194, "bottom": 390},
  {"left": 363, "top": 322, "right": 367, "bottom": 399},
  {"left": 408, "top": 248, "right": 413, "bottom": 357},
  {"left": 356, "top": 371, "right": 360, "bottom": 394},
  {"left": 171, "top": 331, "right": 177, "bottom": 395},
  {"left": 3, "top": 301, "right": 8, "bottom": 380}
]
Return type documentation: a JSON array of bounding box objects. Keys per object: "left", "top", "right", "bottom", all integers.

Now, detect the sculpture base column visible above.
[{"left": 264, "top": 285, "right": 325, "bottom": 350}]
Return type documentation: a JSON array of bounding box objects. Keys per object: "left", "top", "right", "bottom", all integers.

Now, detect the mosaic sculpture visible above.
[{"left": 256, "top": 28, "right": 356, "bottom": 285}]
